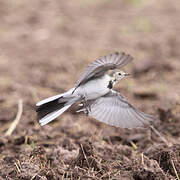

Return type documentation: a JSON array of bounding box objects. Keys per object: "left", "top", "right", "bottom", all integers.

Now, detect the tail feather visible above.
[
  {"left": 36, "top": 94, "right": 63, "bottom": 107},
  {"left": 36, "top": 88, "right": 75, "bottom": 107},
  {"left": 39, "top": 104, "right": 72, "bottom": 126},
  {"left": 36, "top": 98, "right": 66, "bottom": 120},
  {"left": 36, "top": 89, "right": 81, "bottom": 126}
]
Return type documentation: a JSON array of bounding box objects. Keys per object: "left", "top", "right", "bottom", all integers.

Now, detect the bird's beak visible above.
[{"left": 125, "top": 73, "right": 131, "bottom": 76}]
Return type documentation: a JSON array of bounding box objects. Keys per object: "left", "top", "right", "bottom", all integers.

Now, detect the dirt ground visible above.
[{"left": 0, "top": 0, "right": 180, "bottom": 179}]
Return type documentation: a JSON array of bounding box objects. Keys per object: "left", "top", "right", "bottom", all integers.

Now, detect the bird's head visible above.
[{"left": 113, "top": 70, "right": 131, "bottom": 81}]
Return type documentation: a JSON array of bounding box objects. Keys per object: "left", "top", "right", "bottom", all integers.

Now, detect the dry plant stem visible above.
[
  {"left": 14, "top": 162, "right": 21, "bottom": 173},
  {"left": 80, "top": 144, "right": 90, "bottom": 168},
  {"left": 150, "top": 125, "right": 171, "bottom": 147},
  {"left": 171, "top": 159, "right": 180, "bottom": 180},
  {"left": 5, "top": 99, "right": 23, "bottom": 136},
  {"left": 30, "top": 174, "right": 38, "bottom": 180},
  {"left": 141, "top": 153, "right": 144, "bottom": 166}
]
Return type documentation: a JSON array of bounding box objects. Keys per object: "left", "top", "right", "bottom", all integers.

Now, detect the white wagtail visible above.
[{"left": 36, "top": 52, "right": 154, "bottom": 127}]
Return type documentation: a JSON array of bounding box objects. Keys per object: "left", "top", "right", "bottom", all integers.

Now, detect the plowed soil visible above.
[{"left": 0, "top": 0, "right": 180, "bottom": 179}]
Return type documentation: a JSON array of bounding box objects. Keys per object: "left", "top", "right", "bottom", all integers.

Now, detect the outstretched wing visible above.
[
  {"left": 86, "top": 90, "right": 154, "bottom": 128},
  {"left": 74, "top": 52, "right": 133, "bottom": 92}
]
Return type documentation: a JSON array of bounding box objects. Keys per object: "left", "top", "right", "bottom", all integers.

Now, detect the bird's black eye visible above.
[{"left": 118, "top": 72, "right": 121, "bottom": 75}]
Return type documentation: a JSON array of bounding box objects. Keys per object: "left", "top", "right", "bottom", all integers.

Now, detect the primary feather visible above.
[
  {"left": 86, "top": 90, "right": 154, "bottom": 128},
  {"left": 73, "top": 52, "right": 133, "bottom": 93}
]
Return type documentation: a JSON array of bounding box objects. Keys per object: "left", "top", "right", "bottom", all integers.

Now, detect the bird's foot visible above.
[
  {"left": 82, "top": 96, "right": 91, "bottom": 113},
  {"left": 76, "top": 97, "right": 91, "bottom": 115}
]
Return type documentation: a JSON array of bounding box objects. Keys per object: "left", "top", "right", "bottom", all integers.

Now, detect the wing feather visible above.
[
  {"left": 87, "top": 90, "right": 154, "bottom": 128},
  {"left": 74, "top": 52, "right": 133, "bottom": 92}
]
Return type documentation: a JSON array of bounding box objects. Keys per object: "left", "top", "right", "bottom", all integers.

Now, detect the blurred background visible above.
[{"left": 0, "top": 0, "right": 180, "bottom": 179}]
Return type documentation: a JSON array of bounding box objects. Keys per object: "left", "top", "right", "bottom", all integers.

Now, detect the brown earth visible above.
[{"left": 0, "top": 0, "right": 180, "bottom": 179}]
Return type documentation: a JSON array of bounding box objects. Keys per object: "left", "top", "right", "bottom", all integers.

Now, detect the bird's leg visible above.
[
  {"left": 83, "top": 96, "right": 91, "bottom": 113},
  {"left": 76, "top": 107, "right": 88, "bottom": 114},
  {"left": 77, "top": 96, "right": 91, "bottom": 115}
]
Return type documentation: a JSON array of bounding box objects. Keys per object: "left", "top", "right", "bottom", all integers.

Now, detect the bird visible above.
[{"left": 36, "top": 52, "right": 154, "bottom": 128}]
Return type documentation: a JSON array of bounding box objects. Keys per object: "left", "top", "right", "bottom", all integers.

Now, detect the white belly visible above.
[{"left": 76, "top": 74, "right": 111, "bottom": 100}]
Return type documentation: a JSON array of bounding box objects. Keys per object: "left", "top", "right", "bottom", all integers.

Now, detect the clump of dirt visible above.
[
  {"left": 158, "top": 104, "right": 180, "bottom": 122},
  {"left": 29, "top": 146, "right": 47, "bottom": 168},
  {"left": 132, "top": 156, "right": 171, "bottom": 180},
  {"left": 134, "top": 92, "right": 158, "bottom": 100},
  {"left": 148, "top": 144, "right": 180, "bottom": 178},
  {"left": 156, "top": 104, "right": 180, "bottom": 137},
  {"left": 73, "top": 141, "right": 100, "bottom": 171}
]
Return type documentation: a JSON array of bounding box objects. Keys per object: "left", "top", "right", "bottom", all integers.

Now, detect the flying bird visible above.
[{"left": 36, "top": 52, "right": 154, "bottom": 128}]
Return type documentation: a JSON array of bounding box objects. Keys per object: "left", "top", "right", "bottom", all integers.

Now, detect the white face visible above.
[{"left": 114, "top": 70, "right": 129, "bottom": 81}]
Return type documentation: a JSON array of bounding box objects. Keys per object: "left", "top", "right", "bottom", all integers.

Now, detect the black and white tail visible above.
[{"left": 36, "top": 88, "right": 80, "bottom": 126}]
